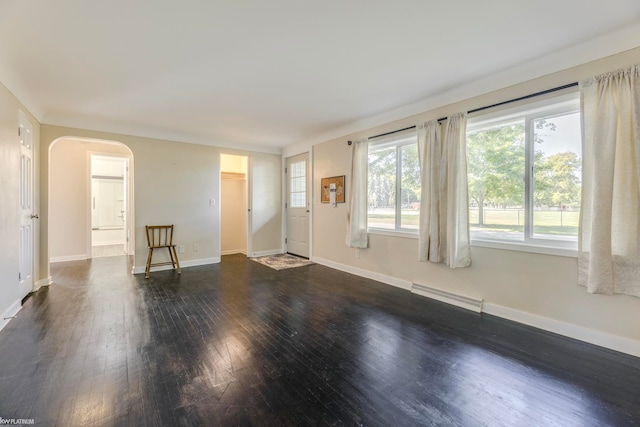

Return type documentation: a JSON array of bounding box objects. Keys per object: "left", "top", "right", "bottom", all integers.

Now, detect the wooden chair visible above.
[{"left": 145, "top": 225, "right": 181, "bottom": 279}]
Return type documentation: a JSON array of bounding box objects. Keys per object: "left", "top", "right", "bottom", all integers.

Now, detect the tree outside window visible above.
[{"left": 466, "top": 95, "right": 581, "bottom": 247}]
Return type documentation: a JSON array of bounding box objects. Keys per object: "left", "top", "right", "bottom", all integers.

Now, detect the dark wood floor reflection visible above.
[{"left": 0, "top": 255, "right": 639, "bottom": 426}]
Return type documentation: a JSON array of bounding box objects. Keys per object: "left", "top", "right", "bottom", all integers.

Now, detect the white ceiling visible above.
[{"left": 1, "top": 1, "right": 639, "bottom": 153}]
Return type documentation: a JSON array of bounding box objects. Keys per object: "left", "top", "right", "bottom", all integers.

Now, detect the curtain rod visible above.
[
  {"left": 348, "top": 81, "right": 579, "bottom": 144},
  {"left": 466, "top": 81, "right": 578, "bottom": 115}
]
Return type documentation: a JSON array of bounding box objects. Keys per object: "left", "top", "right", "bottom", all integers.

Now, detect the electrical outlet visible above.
[
  {"left": 355, "top": 248, "right": 360, "bottom": 259},
  {"left": 193, "top": 244, "right": 199, "bottom": 252},
  {"left": 178, "top": 245, "right": 185, "bottom": 254}
]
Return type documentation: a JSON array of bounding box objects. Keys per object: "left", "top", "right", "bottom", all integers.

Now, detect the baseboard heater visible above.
[{"left": 411, "top": 283, "right": 484, "bottom": 313}]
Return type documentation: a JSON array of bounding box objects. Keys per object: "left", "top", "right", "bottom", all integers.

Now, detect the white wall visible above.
[
  {"left": 49, "top": 139, "right": 130, "bottom": 261},
  {"left": 221, "top": 154, "right": 247, "bottom": 174},
  {"left": 92, "top": 229, "right": 125, "bottom": 246},
  {"left": 0, "top": 81, "right": 40, "bottom": 330},
  {"left": 309, "top": 47, "right": 640, "bottom": 355},
  {"left": 92, "top": 156, "right": 126, "bottom": 177},
  {"left": 40, "top": 125, "right": 283, "bottom": 276}
]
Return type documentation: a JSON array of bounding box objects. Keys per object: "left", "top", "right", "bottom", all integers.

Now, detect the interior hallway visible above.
[
  {"left": 0, "top": 256, "right": 638, "bottom": 426},
  {"left": 91, "top": 244, "right": 126, "bottom": 258}
]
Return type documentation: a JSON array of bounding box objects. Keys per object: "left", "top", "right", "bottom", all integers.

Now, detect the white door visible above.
[
  {"left": 246, "top": 156, "right": 253, "bottom": 257},
  {"left": 286, "top": 153, "right": 309, "bottom": 258},
  {"left": 124, "top": 158, "right": 131, "bottom": 254},
  {"left": 18, "top": 111, "right": 34, "bottom": 299}
]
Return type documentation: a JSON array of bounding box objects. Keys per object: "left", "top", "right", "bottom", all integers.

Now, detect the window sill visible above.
[
  {"left": 368, "top": 228, "right": 418, "bottom": 239},
  {"left": 471, "top": 239, "right": 577, "bottom": 258},
  {"left": 366, "top": 229, "right": 578, "bottom": 257}
]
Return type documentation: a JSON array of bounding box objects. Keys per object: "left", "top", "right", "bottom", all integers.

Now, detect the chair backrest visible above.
[{"left": 146, "top": 225, "right": 175, "bottom": 248}]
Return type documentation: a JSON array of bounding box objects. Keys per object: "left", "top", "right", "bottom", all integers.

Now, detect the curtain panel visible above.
[
  {"left": 417, "top": 113, "right": 471, "bottom": 268},
  {"left": 417, "top": 120, "right": 443, "bottom": 262},
  {"left": 346, "top": 138, "right": 369, "bottom": 248},
  {"left": 579, "top": 65, "right": 640, "bottom": 297},
  {"left": 444, "top": 114, "right": 472, "bottom": 268}
]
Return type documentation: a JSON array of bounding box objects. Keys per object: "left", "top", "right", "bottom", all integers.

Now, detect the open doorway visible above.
[
  {"left": 220, "top": 154, "right": 249, "bottom": 256},
  {"left": 90, "top": 154, "right": 129, "bottom": 258},
  {"left": 49, "top": 138, "right": 133, "bottom": 265}
]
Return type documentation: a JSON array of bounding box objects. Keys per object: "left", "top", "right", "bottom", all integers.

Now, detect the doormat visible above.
[{"left": 251, "top": 254, "right": 315, "bottom": 270}]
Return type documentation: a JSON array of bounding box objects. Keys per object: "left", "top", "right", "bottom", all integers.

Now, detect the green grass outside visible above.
[
  {"left": 469, "top": 209, "right": 579, "bottom": 235},
  {"left": 369, "top": 213, "right": 418, "bottom": 227},
  {"left": 369, "top": 208, "right": 579, "bottom": 236}
]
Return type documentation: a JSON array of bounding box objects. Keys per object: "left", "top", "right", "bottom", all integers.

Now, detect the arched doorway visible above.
[{"left": 48, "top": 137, "right": 134, "bottom": 267}]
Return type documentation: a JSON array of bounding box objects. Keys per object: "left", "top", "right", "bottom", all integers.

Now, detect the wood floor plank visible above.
[{"left": 0, "top": 254, "right": 638, "bottom": 426}]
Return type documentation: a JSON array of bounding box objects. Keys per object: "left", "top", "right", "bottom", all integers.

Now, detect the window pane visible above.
[
  {"left": 532, "top": 111, "right": 581, "bottom": 240},
  {"left": 400, "top": 144, "right": 420, "bottom": 229},
  {"left": 467, "top": 121, "right": 526, "bottom": 242},
  {"left": 368, "top": 146, "right": 396, "bottom": 229},
  {"left": 289, "top": 160, "right": 306, "bottom": 208}
]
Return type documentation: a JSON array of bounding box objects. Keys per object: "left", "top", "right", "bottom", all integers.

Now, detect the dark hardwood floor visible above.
[{"left": 0, "top": 254, "right": 639, "bottom": 426}]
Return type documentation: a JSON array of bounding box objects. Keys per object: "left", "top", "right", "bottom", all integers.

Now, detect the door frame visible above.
[
  {"left": 88, "top": 152, "right": 132, "bottom": 256},
  {"left": 285, "top": 151, "right": 311, "bottom": 258},
  {"left": 87, "top": 152, "right": 133, "bottom": 257},
  {"left": 219, "top": 153, "right": 252, "bottom": 258}
]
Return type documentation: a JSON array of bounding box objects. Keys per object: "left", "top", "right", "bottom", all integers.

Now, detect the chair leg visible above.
[
  {"left": 145, "top": 248, "right": 153, "bottom": 279},
  {"left": 168, "top": 246, "right": 175, "bottom": 269},
  {"left": 172, "top": 246, "right": 181, "bottom": 274}
]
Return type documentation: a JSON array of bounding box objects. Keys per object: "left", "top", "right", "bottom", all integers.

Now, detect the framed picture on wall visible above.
[{"left": 321, "top": 175, "right": 345, "bottom": 203}]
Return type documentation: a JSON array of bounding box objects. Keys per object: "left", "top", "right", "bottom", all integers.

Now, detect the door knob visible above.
[{"left": 31, "top": 214, "right": 39, "bottom": 219}]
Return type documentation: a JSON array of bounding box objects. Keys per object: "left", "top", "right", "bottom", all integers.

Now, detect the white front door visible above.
[
  {"left": 18, "top": 111, "right": 34, "bottom": 299},
  {"left": 286, "top": 153, "right": 309, "bottom": 258}
]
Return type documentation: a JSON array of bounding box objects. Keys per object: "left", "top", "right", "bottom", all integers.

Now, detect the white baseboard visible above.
[
  {"left": 92, "top": 240, "right": 125, "bottom": 246},
  {"left": 50, "top": 254, "right": 89, "bottom": 263},
  {"left": 483, "top": 303, "right": 640, "bottom": 358},
  {"left": 131, "top": 257, "right": 220, "bottom": 275},
  {"left": 250, "top": 249, "right": 283, "bottom": 258},
  {"left": 312, "top": 256, "right": 639, "bottom": 358},
  {"left": 0, "top": 299, "right": 22, "bottom": 333},
  {"left": 311, "top": 257, "right": 412, "bottom": 291},
  {"left": 34, "top": 276, "right": 52, "bottom": 291},
  {"left": 412, "top": 282, "right": 484, "bottom": 313},
  {"left": 221, "top": 249, "right": 247, "bottom": 256}
]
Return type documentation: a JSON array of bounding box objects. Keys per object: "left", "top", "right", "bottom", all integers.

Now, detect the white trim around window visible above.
[{"left": 466, "top": 91, "right": 581, "bottom": 255}]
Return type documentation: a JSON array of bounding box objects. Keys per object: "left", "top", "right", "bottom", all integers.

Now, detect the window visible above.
[
  {"left": 466, "top": 93, "right": 581, "bottom": 249},
  {"left": 367, "top": 131, "right": 420, "bottom": 232},
  {"left": 289, "top": 160, "right": 306, "bottom": 208}
]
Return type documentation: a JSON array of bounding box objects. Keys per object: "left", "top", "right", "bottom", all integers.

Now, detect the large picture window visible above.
[
  {"left": 368, "top": 131, "right": 420, "bottom": 231},
  {"left": 466, "top": 93, "right": 581, "bottom": 248}
]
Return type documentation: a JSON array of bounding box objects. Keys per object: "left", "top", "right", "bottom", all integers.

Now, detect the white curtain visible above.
[
  {"left": 417, "top": 120, "right": 443, "bottom": 262},
  {"left": 417, "top": 113, "right": 471, "bottom": 267},
  {"left": 579, "top": 65, "right": 640, "bottom": 297},
  {"left": 444, "top": 113, "right": 471, "bottom": 268},
  {"left": 346, "top": 138, "right": 369, "bottom": 248}
]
